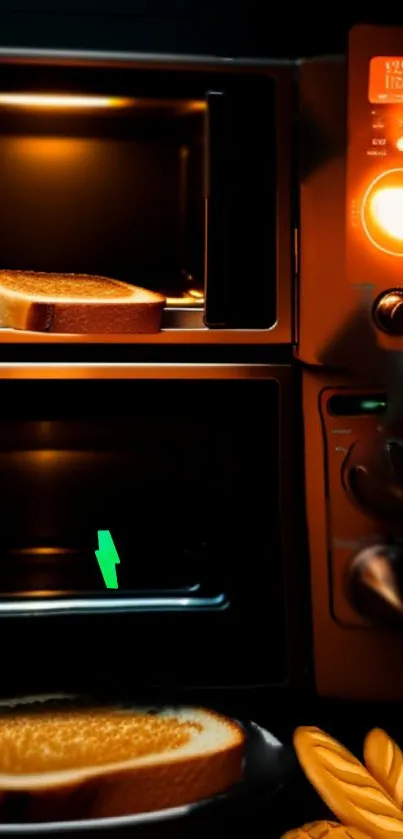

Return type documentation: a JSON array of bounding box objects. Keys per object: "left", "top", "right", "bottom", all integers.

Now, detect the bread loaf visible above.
[
  {"left": 0, "top": 270, "right": 166, "bottom": 333},
  {"left": 293, "top": 727, "right": 403, "bottom": 839},
  {"left": 281, "top": 822, "right": 371, "bottom": 839},
  {"left": 364, "top": 729, "right": 403, "bottom": 810},
  {"left": 0, "top": 698, "right": 245, "bottom": 821}
]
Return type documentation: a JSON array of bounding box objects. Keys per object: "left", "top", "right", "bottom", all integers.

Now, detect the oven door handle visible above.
[{"left": 0, "top": 593, "right": 229, "bottom": 616}]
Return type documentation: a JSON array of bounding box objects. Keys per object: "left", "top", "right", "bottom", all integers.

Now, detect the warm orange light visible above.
[
  {"left": 166, "top": 289, "right": 204, "bottom": 307},
  {"left": 186, "top": 101, "right": 207, "bottom": 113},
  {"left": 0, "top": 94, "right": 132, "bottom": 109},
  {"left": 11, "top": 137, "right": 91, "bottom": 162},
  {"left": 370, "top": 188, "right": 403, "bottom": 240},
  {"left": 361, "top": 168, "right": 403, "bottom": 256}
]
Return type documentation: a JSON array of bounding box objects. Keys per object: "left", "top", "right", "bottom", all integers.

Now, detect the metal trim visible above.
[
  {"left": 0, "top": 362, "right": 283, "bottom": 379},
  {"left": 0, "top": 48, "right": 293, "bottom": 71},
  {"left": 0, "top": 593, "right": 229, "bottom": 616}
]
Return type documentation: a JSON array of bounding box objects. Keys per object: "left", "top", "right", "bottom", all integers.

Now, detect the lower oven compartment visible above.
[{"left": 0, "top": 363, "right": 300, "bottom": 693}]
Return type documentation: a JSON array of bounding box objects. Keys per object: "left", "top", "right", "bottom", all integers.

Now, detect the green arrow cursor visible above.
[{"left": 95, "top": 530, "right": 120, "bottom": 589}]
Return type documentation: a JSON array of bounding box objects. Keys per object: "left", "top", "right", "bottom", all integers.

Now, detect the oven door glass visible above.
[{"left": 0, "top": 366, "right": 291, "bottom": 690}]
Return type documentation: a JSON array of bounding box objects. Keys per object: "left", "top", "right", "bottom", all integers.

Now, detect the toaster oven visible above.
[{"left": 0, "top": 47, "right": 294, "bottom": 344}]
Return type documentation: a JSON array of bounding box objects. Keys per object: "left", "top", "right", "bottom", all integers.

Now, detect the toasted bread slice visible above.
[
  {"left": 0, "top": 270, "right": 166, "bottom": 334},
  {"left": 0, "top": 697, "right": 245, "bottom": 822}
]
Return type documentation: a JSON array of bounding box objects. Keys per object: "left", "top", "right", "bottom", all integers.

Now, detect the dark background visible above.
[{"left": 0, "top": 0, "right": 403, "bottom": 58}]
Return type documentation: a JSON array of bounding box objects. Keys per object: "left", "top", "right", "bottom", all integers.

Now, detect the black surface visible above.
[
  {"left": 205, "top": 83, "right": 277, "bottom": 329},
  {"left": 0, "top": 346, "right": 296, "bottom": 363},
  {"left": 0, "top": 377, "right": 289, "bottom": 688},
  {"left": 213, "top": 691, "right": 403, "bottom": 837},
  {"left": 1, "top": 1, "right": 403, "bottom": 58}
]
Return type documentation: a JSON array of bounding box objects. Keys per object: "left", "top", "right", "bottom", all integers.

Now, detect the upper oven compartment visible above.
[{"left": 0, "top": 53, "right": 294, "bottom": 344}]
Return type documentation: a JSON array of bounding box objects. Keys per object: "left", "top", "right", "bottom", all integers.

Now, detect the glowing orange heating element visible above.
[
  {"left": 361, "top": 168, "right": 403, "bottom": 256},
  {"left": 0, "top": 94, "right": 132, "bottom": 109}
]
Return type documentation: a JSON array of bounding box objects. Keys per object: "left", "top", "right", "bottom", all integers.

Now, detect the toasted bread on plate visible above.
[{"left": 0, "top": 697, "right": 245, "bottom": 821}]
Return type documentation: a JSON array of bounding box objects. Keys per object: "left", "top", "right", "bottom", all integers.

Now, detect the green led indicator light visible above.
[
  {"left": 95, "top": 530, "right": 121, "bottom": 590},
  {"left": 360, "top": 400, "right": 386, "bottom": 412}
]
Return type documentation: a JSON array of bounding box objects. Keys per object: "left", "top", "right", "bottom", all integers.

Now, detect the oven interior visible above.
[
  {"left": 0, "top": 376, "right": 289, "bottom": 693},
  {"left": 0, "top": 61, "right": 277, "bottom": 330}
]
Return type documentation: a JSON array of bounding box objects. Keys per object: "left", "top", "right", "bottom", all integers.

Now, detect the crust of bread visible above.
[
  {"left": 364, "top": 728, "right": 403, "bottom": 810},
  {"left": 281, "top": 823, "right": 370, "bottom": 839},
  {"left": 293, "top": 727, "right": 403, "bottom": 839},
  {"left": 0, "top": 271, "right": 166, "bottom": 334},
  {"left": 0, "top": 704, "right": 245, "bottom": 822}
]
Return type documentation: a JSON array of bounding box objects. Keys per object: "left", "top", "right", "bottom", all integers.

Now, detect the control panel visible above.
[
  {"left": 299, "top": 30, "right": 403, "bottom": 367},
  {"left": 320, "top": 388, "right": 400, "bottom": 627},
  {"left": 347, "top": 26, "right": 403, "bottom": 347},
  {"left": 304, "top": 369, "right": 403, "bottom": 698}
]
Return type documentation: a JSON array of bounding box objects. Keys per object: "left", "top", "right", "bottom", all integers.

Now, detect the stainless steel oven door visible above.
[{"left": 0, "top": 363, "right": 301, "bottom": 692}]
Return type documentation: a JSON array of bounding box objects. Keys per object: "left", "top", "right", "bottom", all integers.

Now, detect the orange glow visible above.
[
  {"left": 166, "top": 290, "right": 204, "bottom": 307},
  {"left": 186, "top": 101, "right": 207, "bottom": 113},
  {"left": 10, "top": 137, "right": 91, "bottom": 162},
  {"left": 370, "top": 188, "right": 403, "bottom": 239},
  {"left": 32, "top": 450, "right": 59, "bottom": 463},
  {"left": 0, "top": 94, "right": 206, "bottom": 113},
  {"left": 0, "top": 94, "right": 132, "bottom": 109},
  {"left": 20, "top": 591, "right": 64, "bottom": 597},
  {"left": 361, "top": 168, "right": 403, "bottom": 256},
  {"left": 14, "top": 548, "right": 57, "bottom": 556},
  {"left": 369, "top": 57, "right": 403, "bottom": 105}
]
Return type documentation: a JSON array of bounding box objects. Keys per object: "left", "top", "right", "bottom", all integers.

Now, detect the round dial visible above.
[
  {"left": 361, "top": 168, "right": 403, "bottom": 256},
  {"left": 374, "top": 289, "right": 403, "bottom": 335},
  {"left": 347, "top": 544, "right": 403, "bottom": 623},
  {"left": 343, "top": 433, "right": 403, "bottom": 520}
]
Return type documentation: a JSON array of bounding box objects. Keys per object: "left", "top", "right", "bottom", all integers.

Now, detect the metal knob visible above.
[
  {"left": 343, "top": 433, "right": 403, "bottom": 521},
  {"left": 347, "top": 544, "right": 403, "bottom": 624},
  {"left": 374, "top": 290, "right": 403, "bottom": 336}
]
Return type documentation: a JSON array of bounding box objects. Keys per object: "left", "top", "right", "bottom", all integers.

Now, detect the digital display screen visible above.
[
  {"left": 328, "top": 394, "right": 387, "bottom": 416},
  {"left": 369, "top": 56, "right": 403, "bottom": 103}
]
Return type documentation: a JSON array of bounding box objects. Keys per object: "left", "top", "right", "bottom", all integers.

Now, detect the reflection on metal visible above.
[
  {"left": 165, "top": 292, "right": 204, "bottom": 307},
  {"left": 0, "top": 593, "right": 229, "bottom": 615},
  {"left": 0, "top": 363, "right": 280, "bottom": 380},
  {"left": 162, "top": 308, "right": 204, "bottom": 329},
  {"left": 348, "top": 545, "right": 403, "bottom": 623}
]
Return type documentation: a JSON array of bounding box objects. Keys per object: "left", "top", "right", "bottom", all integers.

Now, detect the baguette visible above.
[
  {"left": 293, "top": 727, "right": 403, "bottom": 839},
  {"left": 281, "top": 823, "right": 371, "bottom": 839},
  {"left": 0, "top": 270, "right": 166, "bottom": 333},
  {"left": 364, "top": 729, "right": 403, "bottom": 810},
  {"left": 0, "top": 697, "right": 245, "bottom": 821}
]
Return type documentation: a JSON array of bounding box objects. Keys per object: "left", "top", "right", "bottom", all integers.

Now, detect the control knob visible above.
[
  {"left": 347, "top": 544, "right": 403, "bottom": 623},
  {"left": 374, "top": 289, "right": 403, "bottom": 336},
  {"left": 343, "top": 431, "right": 403, "bottom": 520}
]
